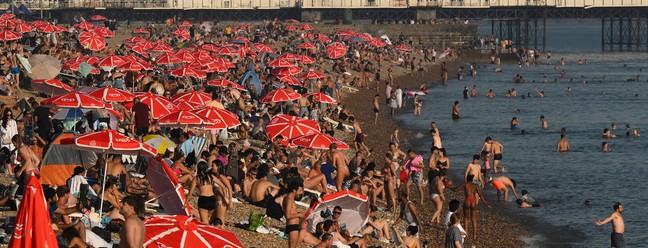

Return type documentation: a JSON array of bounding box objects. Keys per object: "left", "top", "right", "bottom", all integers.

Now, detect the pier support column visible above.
[
  {"left": 601, "top": 10, "right": 648, "bottom": 52},
  {"left": 301, "top": 10, "right": 321, "bottom": 22},
  {"left": 415, "top": 9, "right": 436, "bottom": 20}
]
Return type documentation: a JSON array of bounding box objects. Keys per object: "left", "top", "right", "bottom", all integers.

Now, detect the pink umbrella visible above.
[
  {"left": 191, "top": 106, "right": 241, "bottom": 130},
  {"left": 261, "top": 88, "right": 302, "bottom": 103},
  {"left": 135, "top": 92, "right": 180, "bottom": 119},
  {"left": 171, "top": 90, "right": 212, "bottom": 105},
  {"left": 266, "top": 114, "right": 320, "bottom": 144},
  {"left": 31, "top": 79, "right": 74, "bottom": 96},
  {"left": 326, "top": 42, "right": 347, "bottom": 59},
  {"left": 305, "top": 190, "right": 370, "bottom": 234}
]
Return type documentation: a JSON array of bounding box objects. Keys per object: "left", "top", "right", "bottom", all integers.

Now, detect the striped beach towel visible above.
[{"left": 191, "top": 136, "right": 207, "bottom": 160}]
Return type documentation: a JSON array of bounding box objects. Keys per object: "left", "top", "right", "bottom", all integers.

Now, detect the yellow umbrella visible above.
[{"left": 143, "top": 134, "right": 176, "bottom": 155}]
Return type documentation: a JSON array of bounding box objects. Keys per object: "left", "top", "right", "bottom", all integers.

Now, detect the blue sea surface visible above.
[{"left": 394, "top": 20, "right": 648, "bottom": 247}]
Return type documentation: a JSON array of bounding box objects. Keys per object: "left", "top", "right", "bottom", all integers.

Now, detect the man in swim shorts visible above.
[
  {"left": 283, "top": 182, "right": 305, "bottom": 248},
  {"left": 488, "top": 176, "right": 519, "bottom": 202},
  {"left": 595, "top": 202, "right": 625, "bottom": 248}
]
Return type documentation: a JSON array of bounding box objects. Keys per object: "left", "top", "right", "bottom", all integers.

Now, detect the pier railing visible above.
[{"left": 8, "top": 0, "right": 648, "bottom": 10}]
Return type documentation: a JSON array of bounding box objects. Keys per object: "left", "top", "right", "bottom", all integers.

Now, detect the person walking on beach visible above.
[
  {"left": 452, "top": 101, "right": 461, "bottom": 120},
  {"left": 595, "top": 202, "right": 625, "bottom": 248},
  {"left": 452, "top": 174, "right": 489, "bottom": 240},
  {"left": 373, "top": 94, "right": 380, "bottom": 125},
  {"left": 283, "top": 182, "right": 305, "bottom": 248},
  {"left": 557, "top": 134, "right": 570, "bottom": 152}
]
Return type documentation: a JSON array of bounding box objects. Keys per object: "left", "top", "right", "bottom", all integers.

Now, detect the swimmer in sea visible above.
[
  {"left": 595, "top": 202, "right": 625, "bottom": 248},
  {"left": 510, "top": 117, "right": 519, "bottom": 130},
  {"left": 557, "top": 134, "right": 570, "bottom": 152},
  {"left": 602, "top": 142, "right": 609, "bottom": 152},
  {"left": 452, "top": 101, "right": 461, "bottom": 120},
  {"left": 540, "top": 115, "right": 548, "bottom": 129},
  {"left": 602, "top": 128, "right": 616, "bottom": 138}
]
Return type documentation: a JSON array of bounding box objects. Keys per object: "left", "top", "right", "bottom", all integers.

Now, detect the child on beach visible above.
[{"left": 481, "top": 150, "right": 491, "bottom": 175}]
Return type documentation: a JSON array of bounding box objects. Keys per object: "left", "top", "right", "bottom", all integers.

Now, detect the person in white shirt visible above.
[{"left": 444, "top": 200, "right": 467, "bottom": 245}]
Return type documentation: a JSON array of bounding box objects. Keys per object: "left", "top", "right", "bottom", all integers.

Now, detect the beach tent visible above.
[
  {"left": 40, "top": 132, "right": 98, "bottom": 186},
  {"left": 238, "top": 70, "right": 262, "bottom": 95},
  {"left": 18, "top": 4, "right": 32, "bottom": 15}
]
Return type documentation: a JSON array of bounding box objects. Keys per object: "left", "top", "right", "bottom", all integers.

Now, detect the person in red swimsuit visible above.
[{"left": 452, "top": 174, "right": 489, "bottom": 240}]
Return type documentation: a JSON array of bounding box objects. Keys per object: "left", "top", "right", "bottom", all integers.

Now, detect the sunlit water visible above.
[{"left": 391, "top": 20, "right": 648, "bottom": 247}]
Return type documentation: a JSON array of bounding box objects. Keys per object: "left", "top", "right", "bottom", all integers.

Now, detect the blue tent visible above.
[
  {"left": 238, "top": 70, "right": 262, "bottom": 95},
  {"left": 18, "top": 4, "right": 32, "bottom": 16},
  {"left": 7, "top": 4, "right": 32, "bottom": 15}
]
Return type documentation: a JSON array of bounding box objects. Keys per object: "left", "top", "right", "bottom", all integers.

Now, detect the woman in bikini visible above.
[
  {"left": 14, "top": 135, "right": 40, "bottom": 182},
  {"left": 429, "top": 171, "right": 447, "bottom": 226},
  {"left": 436, "top": 148, "right": 450, "bottom": 174},
  {"left": 188, "top": 160, "right": 225, "bottom": 223},
  {"left": 210, "top": 159, "right": 232, "bottom": 224}
]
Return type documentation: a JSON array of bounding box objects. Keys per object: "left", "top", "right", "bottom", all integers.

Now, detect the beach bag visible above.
[
  {"left": 247, "top": 212, "right": 265, "bottom": 231},
  {"left": 2, "top": 136, "right": 10, "bottom": 145},
  {"left": 399, "top": 169, "right": 408, "bottom": 183}
]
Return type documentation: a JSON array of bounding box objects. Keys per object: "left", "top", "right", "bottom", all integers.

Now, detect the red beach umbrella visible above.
[
  {"left": 97, "top": 55, "right": 127, "bottom": 69},
  {"left": 284, "top": 19, "right": 299, "bottom": 23},
  {"left": 279, "top": 76, "right": 302, "bottom": 87},
  {"left": 77, "top": 21, "right": 93, "bottom": 31},
  {"left": 326, "top": 42, "right": 347, "bottom": 59},
  {"left": 266, "top": 114, "right": 320, "bottom": 144},
  {"left": 88, "top": 87, "right": 135, "bottom": 102},
  {"left": 298, "top": 55, "right": 315, "bottom": 64},
  {"left": 196, "top": 61, "right": 229, "bottom": 73},
  {"left": 118, "top": 60, "right": 153, "bottom": 71},
  {"left": 261, "top": 88, "right": 302, "bottom": 103},
  {"left": 172, "top": 90, "right": 212, "bottom": 105},
  {"left": 172, "top": 28, "right": 190, "bottom": 40},
  {"left": 297, "top": 42, "right": 317, "bottom": 49},
  {"left": 150, "top": 42, "right": 173, "bottom": 52},
  {"left": 36, "top": 23, "right": 56, "bottom": 33},
  {"left": 0, "top": 13, "right": 15, "bottom": 20},
  {"left": 78, "top": 31, "right": 106, "bottom": 51},
  {"left": 14, "top": 23, "right": 32, "bottom": 33},
  {"left": 135, "top": 92, "right": 179, "bottom": 119},
  {"left": 291, "top": 133, "right": 348, "bottom": 150},
  {"left": 278, "top": 53, "right": 300, "bottom": 61},
  {"left": 191, "top": 106, "right": 241, "bottom": 130},
  {"left": 175, "top": 51, "right": 197, "bottom": 63},
  {"left": 40, "top": 91, "right": 107, "bottom": 109},
  {"left": 0, "top": 30, "right": 21, "bottom": 41},
  {"left": 31, "top": 79, "right": 74, "bottom": 96},
  {"left": 8, "top": 176, "right": 58, "bottom": 248},
  {"left": 301, "top": 70, "right": 325, "bottom": 80},
  {"left": 94, "top": 26, "right": 114, "bottom": 37},
  {"left": 267, "top": 58, "right": 294, "bottom": 67},
  {"left": 190, "top": 50, "right": 212, "bottom": 62},
  {"left": 300, "top": 24, "right": 313, "bottom": 30},
  {"left": 167, "top": 66, "right": 207, "bottom": 79},
  {"left": 394, "top": 44, "right": 412, "bottom": 52},
  {"left": 272, "top": 66, "right": 303, "bottom": 76},
  {"left": 369, "top": 39, "right": 386, "bottom": 47},
  {"left": 132, "top": 28, "right": 150, "bottom": 34},
  {"left": 200, "top": 43, "right": 219, "bottom": 52},
  {"left": 175, "top": 101, "right": 196, "bottom": 111},
  {"left": 284, "top": 25, "right": 297, "bottom": 31},
  {"left": 155, "top": 53, "right": 182, "bottom": 65},
  {"left": 90, "top": 14, "right": 106, "bottom": 21},
  {"left": 213, "top": 57, "right": 235, "bottom": 68},
  {"left": 205, "top": 78, "right": 245, "bottom": 90},
  {"left": 156, "top": 110, "right": 214, "bottom": 127},
  {"left": 178, "top": 21, "right": 192, "bottom": 27},
  {"left": 215, "top": 46, "right": 239, "bottom": 56},
  {"left": 60, "top": 129, "right": 157, "bottom": 155},
  {"left": 307, "top": 92, "right": 338, "bottom": 104},
  {"left": 130, "top": 45, "right": 150, "bottom": 58},
  {"left": 145, "top": 157, "right": 192, "bottom": 216},
  {"left": 55, "top": 25, "right": 69, "bottom": 33},
  {"left": 336, "top": 29, "right": 357, "bottom": 36},
  {"left": 143, "top": 215, "right": 244, "bottom": 248},
  {"left": 253, "top": 43, "right": 275, "bottom": 53}
]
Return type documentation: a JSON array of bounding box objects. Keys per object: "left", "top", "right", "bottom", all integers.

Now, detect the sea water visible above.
[{"left": 393, "top": 19, "right": 648, "bottom": 247}]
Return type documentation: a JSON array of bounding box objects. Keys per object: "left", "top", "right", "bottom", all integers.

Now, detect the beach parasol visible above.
[
  {"left": 35, "top": 23, "right": 56, "bottom": 33},
  {"left": 206, "top": 78, "right": 245, "bottom": 90},
  {"left": 132, "top": 28, "right": 150, "bottom": 34},
  {"left": 150, "top": 42, "right": 173, "bottom": 52},
  {"left": 171, "top": 90, "right": 212, "bottom": 105},
  {"left": 284, "top": 19, "right": 299, "bottom": 23},
  {"left": 200, "top": 43, "right": 219, "bottom": 52},
  {"left": 215, "top": 46, "right": 239, "bottom": 56},
  {"left": 307, "top": 92, "right": 338, "bottom": 104},
  {"left": 156, "top": 110, "right": 215, "bottom": 127},
  {"left": 326, "top": 42, "right": 348, "bottom": 59},
  {"left": 291, "top": 133, "right": 348, "bottom": 150},
  {"left": 31, "top": 79, "right": 74, "bottom": 96},
  {"left": 143, "top": 134, "right": 176, "bottom": 155},
  {"left": 27, "top": 54, "right": 61, "bottom": 80},
  {"left": 261, "top": 88, "right": 302, "bottom": 103},
  {"left": 266, "top": 114, "right": 320, "bottom": 144},
  {"left": 191, "top": 106, "right": 241, "bottom": 130},
  {"left": 267, "top": 58, "right": 294, "bottom": 68},
  {"left": 135, "top": 92, "right": 179, "bottom": 119},
  {"left": 253, "top": 43, "right": 275, "bottom": 53},
  {"left": 178, "top": 21, "right": 192, "bottom": 27},
  {"left": 272, "top": 66, "right": 303, "bottom": 76},
  {"left": 175, "top": 51, "right": 197, "bottom": 63},
  {"left": 0, "top": 13, "right": 15, "bottom": 20},
  {"left": 300, "top": 24, "right": 313, "bottom": 30},
  {"left": 130, "top": 45, "right": 150, "bottom": 58},
  {"left": 155, "top": 53, "right": 182, "bottom": 65},
  {"left": 301, "top": 70, "right": 325, "bottom": 80},
  {"left": 369, "top": 39, "right": 386, "bottom": 47},
  {"left": 143, "top": 215, "right": 244, "bottom": 248},
  {"left": 175, "top": 101, "right": 196, "bottom": 111},
  {"left": 118, "top": 60, "right": 153, "bottom": 71},
  {"left": 284, "top": 25, "right": 297, "bottom": 31},
  {"left": 14, "top": 23, "right": 33, "bottom": 33},
  {"left": 60, "top": 129, "right": 156, "bottom": 216},
  {"left": 8, "top": 176, "right": 58, "bottom": 248},
  {"left": 394, "top": 44, "right": 412, "bottom": 52},
  {"left": 78, "top": 31, "right": 106, "bottom": 51},
  {"left": 297, "top": 42, "right": 317, "bottom": 50},
  {"left": 88, "top": 87, "right": 135, "bottom": 102},
  {"left": 40, "top": 91, "right": 107, "bottom": 109},
  {"left": 0, "top": 30, "right": 21, "bottom": 41},
  {"left": 77, "top": 21, "right": 93, "bottom": 31},
  {"left": 167, "top": 66, "right": 207, "bottom": 79},
  {"left": 96, "top": 55, "right": 126, "bottom": 70},
  {"left": 336, "top": 30, "right": 358, "bottom": 36},
  {"left": 145, "top": 157, "right": 191, "bottom": 216},
  {"left": 278, "top": 53, "right": 300, "bottom": 61},
  {"left": 94, "top": 26, "right": 114, "bottom": 38},
  {"left": 305, "top": 190, "right": 370, "bottom": 234},
  {"left": 196, "top": 61, "right": 229, "bottom": 73},
  {"left": 212, "top": 57, "right": 236, "bottom": 68},
  {"left": 90, "top": 14, "right": 106, "bottom": 21},
  {"left": 279, "top": 76, "right": 302, "bottom": 87},
  {"left": 298, "top": 55, "right": 315, "bottom": 64},
  {"left": 172, "top": 28, "right": 190, "bottom": 40}
]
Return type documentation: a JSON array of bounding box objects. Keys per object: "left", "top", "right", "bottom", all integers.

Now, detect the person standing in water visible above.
[
  {"left": 452, "top": 101, "right": 461, "bottom": 120},
  {"left": 595, "top": 202, "right": 625, "bottom": 248},
  {"left": 557, "top": 134, "right": 570, "bottom": 152},
  {"left": 540, "top": 115, "right": 548, "bottom": 129}
]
